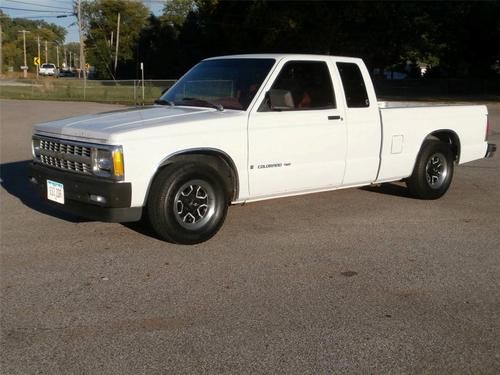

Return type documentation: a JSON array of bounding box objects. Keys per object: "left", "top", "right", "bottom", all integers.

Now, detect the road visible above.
[{"left": 1, "top": 99, "right": 499, "bottom": 374}]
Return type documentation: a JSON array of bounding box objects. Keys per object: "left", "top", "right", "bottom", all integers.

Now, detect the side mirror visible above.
[{"left": 267, "top": 89, "right": 294, "bottom": 110}]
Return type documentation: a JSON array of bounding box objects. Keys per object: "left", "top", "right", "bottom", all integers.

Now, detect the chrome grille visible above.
[
  {"left": 39, "top": 154, "right": 91, "bottom": 174},
  {"left": 34, "top": 136, "right": 92, "bottom": 176},
  {"left": 39, "top": 139, "right": 91, "bottom": 157}
]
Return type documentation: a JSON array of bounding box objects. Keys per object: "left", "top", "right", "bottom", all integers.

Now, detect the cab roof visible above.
[{"left": 204, "top": 53, "right": 363, "bottom": 64}]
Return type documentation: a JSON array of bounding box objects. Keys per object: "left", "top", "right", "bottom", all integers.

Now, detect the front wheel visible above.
[
  {"left": 406, "top": 140, "right": 454, "bottom": 199},
  {"left": 147, "top": 163, "right": 229, "bottom": 244}
]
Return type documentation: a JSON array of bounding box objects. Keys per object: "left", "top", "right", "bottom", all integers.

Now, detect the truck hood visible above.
[{"left": 33, "top": 105, "right": 219, "bottom": 143}]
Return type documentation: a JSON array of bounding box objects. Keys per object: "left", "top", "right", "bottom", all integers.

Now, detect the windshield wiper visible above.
[
  {"left": 180, "top": 97, "right": 224, "bottom": 112},
  {"left": 154, "top": 99, "right": 175, "bottom": 107}
]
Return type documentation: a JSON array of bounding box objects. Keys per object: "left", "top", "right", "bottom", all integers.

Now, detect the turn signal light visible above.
[{"left": 112, "top": 149, "right": 124, "bottom": 177}]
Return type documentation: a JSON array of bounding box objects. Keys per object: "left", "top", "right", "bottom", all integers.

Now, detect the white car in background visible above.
[{"left": 39, "top": 63, "right": 56, "bottom": 76}]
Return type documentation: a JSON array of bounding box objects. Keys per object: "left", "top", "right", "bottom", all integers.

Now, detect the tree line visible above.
[
  {"left": 93, "top": 0, "right": 499, "bottom": 80},
  {"left": 0, "top": 10, "right": 74, "bottom": 72},
  {"left": 2, "top": 1, "right": 499, "bottom": 80}
]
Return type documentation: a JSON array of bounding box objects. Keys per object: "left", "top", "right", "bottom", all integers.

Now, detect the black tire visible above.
[
  {"left": 406, "top": 140, "right": 454, "bottom": 199},
  {"left": 147, "top": 162, "right": 229, "bottom": 244}
]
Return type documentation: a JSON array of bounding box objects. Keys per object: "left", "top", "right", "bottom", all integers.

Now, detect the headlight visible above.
[{"left": 92, "top": 146, "right": 124, "bottom": 180}]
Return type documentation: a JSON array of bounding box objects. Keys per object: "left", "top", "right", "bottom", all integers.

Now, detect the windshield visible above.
[{"left": 160, "top": 58, "right": 275, "bottom": 111}]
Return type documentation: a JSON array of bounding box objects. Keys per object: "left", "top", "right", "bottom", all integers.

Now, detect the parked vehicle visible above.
[
  {"left": 57, "top": 69, "right": 74, "bottom": 78},
  {"left": 39, "top": 63, "right": 56, "bottom": 76},
  {"left": 28, "top": 54, "right": 496, "bottom": 244}
]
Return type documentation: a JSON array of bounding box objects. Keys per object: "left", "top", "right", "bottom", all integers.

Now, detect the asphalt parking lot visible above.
[{"left": 1, "top": 99, "right": 499, "bottom": 374}]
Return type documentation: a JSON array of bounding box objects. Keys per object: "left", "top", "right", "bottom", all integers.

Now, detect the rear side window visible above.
[
  {"left": 337, "top": 62, "right": 369, "bottom": 108},
  {"left": 261, "top": 61, "right": 336, "bottom": 111}
]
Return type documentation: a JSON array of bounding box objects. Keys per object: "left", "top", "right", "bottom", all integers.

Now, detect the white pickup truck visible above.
[
  {"left": 28, "top": 54, "right": 496, "bottom": 244},
  {"left": 39, "top": 63, "right": 56, "bottom": 76}
]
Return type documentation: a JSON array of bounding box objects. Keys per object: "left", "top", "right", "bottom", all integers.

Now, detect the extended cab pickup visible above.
[{"left": 28, "top": 54, "right": 496, "bottom": 244}]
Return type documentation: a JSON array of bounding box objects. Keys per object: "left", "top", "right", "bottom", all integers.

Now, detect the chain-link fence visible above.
[
  {"left": 3, "top": 76, "right": 499, "bottom": 104},
  {"left": 0, "top": 78, "right": 177, "bottom": 105}
]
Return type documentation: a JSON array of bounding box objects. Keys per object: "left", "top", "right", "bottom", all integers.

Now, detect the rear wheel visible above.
[
  {"left": 147, "top": 162, "right": 228, "bottom": 244},
  {"left": 406, "top": 140, "right": 454, "bottom": 199}
]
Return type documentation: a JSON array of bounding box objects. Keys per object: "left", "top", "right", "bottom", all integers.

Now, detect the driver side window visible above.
[{"left": 259, "top": 61, "right": 336, "bottom": 111}]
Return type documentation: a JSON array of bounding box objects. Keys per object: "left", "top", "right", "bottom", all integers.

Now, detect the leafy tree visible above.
[
  {"left": 82, "top": 0, "right": 149, "bottom": 78},
  {"left": 172, "top": 0, "right": 499, "bottom": 78},
  {"left": 161, "top": 0, "right": 196, "bottom": 29},
  {"left": 63, "top": 42, "right": 81, "bottom": 69},
  {"left": 0, "top": 10, "right": 66, "bottom": 73},
  {"left": 134, "top": 14, "right": 180, "bottom": 78},
  {"left": 421, "top": 1, "right": 500, "bottom": 78}
]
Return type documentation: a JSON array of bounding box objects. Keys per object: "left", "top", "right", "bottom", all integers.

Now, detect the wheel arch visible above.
[
  {"left": 144, "top": 148, "right": 240, "bottom": 206},
  {"left": 423, "top": 129, "right": 461, "bottom": 162}
]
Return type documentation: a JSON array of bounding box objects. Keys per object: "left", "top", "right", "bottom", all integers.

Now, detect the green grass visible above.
[{"left": 0, "top": 78, "right": 174, "bottom": 105}]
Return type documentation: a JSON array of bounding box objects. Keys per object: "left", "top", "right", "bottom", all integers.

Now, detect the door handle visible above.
[{"left": 328, "top": 115, "right": 342, "bottom": 121}]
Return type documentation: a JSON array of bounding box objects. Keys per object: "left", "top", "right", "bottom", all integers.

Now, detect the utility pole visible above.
[
  {"left": 37, "top": 36, "right": 40, "bottom": 79},
  {"left": 0, "top": 21, "right": 3, "bottom": 77},
  {"left": 18, "top": 30, "right": 30, "bottom": 78},
  {"left": 45, "top": 40, "right": 48, "bottom": 64},
  {"left": 56, "top": 44, "right": 59, "bottom": 70},
  {"left": 114, "top": 12, "right": 120, "bottom": 74},
  {"left": 141, "top": 62, "right": 145, "bottom": 105},
  {"left": 77, "top": 0, "right": 86, "bottom": 98}
]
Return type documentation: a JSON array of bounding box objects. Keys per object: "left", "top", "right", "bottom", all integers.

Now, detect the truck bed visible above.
[{"left": 376, "top": 103, "right": 488, "bottom": 182}]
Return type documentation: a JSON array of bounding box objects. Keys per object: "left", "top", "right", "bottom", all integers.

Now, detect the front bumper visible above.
[
  {"left": 486, "top": 143, "right": 496, "bottom": 158},
  {"left": 27, "top": 162, "right": 142, "bottom": 222}
]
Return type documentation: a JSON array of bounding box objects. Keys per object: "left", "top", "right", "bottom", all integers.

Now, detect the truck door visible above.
[
  {"left": 335, "top": 61, "right": 381, "bottom": 185},
  {"left": 248, "top": 59, "right": 347, "bottom": 197}
]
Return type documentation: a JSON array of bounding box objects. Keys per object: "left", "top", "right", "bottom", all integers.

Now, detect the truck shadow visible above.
[
  {"left": 360, "top": 182, "right": 413, "bottom": 198},
  {"left": 122, "top": 220, "right": 159, "bottom": 240},
  {"left": 0, "top": 160, "right": 89, "bottom": 223}
]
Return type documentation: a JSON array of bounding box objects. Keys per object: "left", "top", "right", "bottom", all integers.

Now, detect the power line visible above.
[
  {"left": 4, "top": 0, "right": 72, "bottom": 11},
  {"left": 13, "top": 15, "right": 73, "bottom": 19},
  {"left": 0, "top": 6, "right": 73, "bottom": 13}
]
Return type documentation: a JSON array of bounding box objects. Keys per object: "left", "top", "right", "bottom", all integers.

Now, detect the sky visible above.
[{"left": 0, "top": 0, "right": 164, "bottom": 43}]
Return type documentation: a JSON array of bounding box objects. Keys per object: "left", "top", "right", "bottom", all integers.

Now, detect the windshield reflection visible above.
[{"left": 160, "top": 58, "right": 275, "bottom": 111}]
